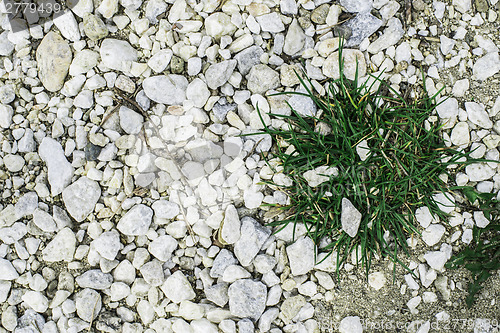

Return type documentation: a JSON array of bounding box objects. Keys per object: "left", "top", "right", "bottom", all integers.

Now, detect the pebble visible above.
[
  {"left": 283, "top": 19, "right": 305, "bottom": 56},
  {"left": 117, "top": 204, "right": 153, "bottom": 236},
  {"left": 0, "top": 258, "right": 20, "bottom": 280},
  {"left": 466, "top": 163, "right": 495, "bottom": 181},
  {"left": 323, "top": 49, "right": 367, "bottom": 80},
  {"left": 152, "top": 200, "right": 180, "bottom": 219},
  {"left": 422, "top": 224, "right": 445, "bottom": 246},
  {"left": 211, "top": 249, "right": 238, "bottom": 278},
  {"left": 160, "top": 271, "right": 196, "bottom": 303},
  {"left": 220, "top": 205, "right": 241, "bottom": 245},
  {"left": 286, "top": 236, "right": 315, "bottom": 276},
  {"left": 368, "top": 271, "right": 386, "bottom": 290},
  {"left": 62, "top": 177, "right": 101, "bottom": 222},
  {"left": 339, "top": 316, "right": 363, "bottom": 333},
  {"left": 343, "top": 13, "right": 383, "bottom": 48},
  {"left": 206, "top": 60, "right": 237, "bottom": 89},
  {"left": 75, "top": 288, "right": 102, "bottom": 322},
  {"left": 341, "top": 0, "right": 373, "bottom": 13},
  {"left": 235, "top": 46, "right": 264, "bottom": 75},
  {"left": 205, "top": 283, "right": 229, "bottom": 307},
  {"left": 39, "top": 137, "right": 74, "bottom": 196},
  {"left": 228, "top": 279, "right": 267, "bottom": 320},
  {"left": 0, "top": 104, "right": 13, "bottom": 128},
  {"left": 3, "top": 154, "right": 24, "bottom": 172},
  {"left": 41, "top": 227, "right": 76, "bottom": 262},
  {"left": 143, "top": 75, "right": 188, "bottom": 105},
  {"left": 256, "top": 13, "right": 285, "bottom": 33},
  {"left": 119, "top": 106, "right": 144, "bottom": 135},
  {"left": 367, "top": 18, "right": 404, "bottom": 54},
  {"left": 233, "top": 217, "right": 271, "bottom": 266},
  {"left": 341, "top": 198, "right": 362, "bottom": 237},
  {"left": 148, "top": 235, "right": 177, "bottom": 261},
  {"left": 76, "top": 269, "right": 113, "bottom": 290},
  {"left": 205, "top": 13, "right": 237, "bottom": 39},
  {"left": 22, "top": 291, "right": 49, "bottom": 313},
  {"left": 450, "top": 122, "right": 470, "bottom": 146},
  {"left": 465, "top": 102, "right": 493, "bottom": 129},
  {"left": 186, "top": 78, "right": 211, "bottom": 108},
  {"left": 83, "top": 13, "right": 109, "bottom": 41},
  {"left": 247, "top": 64, "right": 280, "bottom": 94},
  {"left": 100, "top": 38, "right": 138, "bottom": 73},
  {"left": 92, "top": 230, "right": 121, "bottom": 260},
  {"left": 473, "top": 52, "right": 500, "bottom": 81},
  {"left": 36, "top": 32, "right": 72, "bottom": 92}
]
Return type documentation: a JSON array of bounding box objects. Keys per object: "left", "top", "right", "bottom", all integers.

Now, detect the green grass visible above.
[{"left": 251, "top": 43, "right": 489, "bottom": 278}]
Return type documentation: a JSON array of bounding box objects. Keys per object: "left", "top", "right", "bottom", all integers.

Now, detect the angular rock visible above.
[
  {"left": 367, "top": 18, "right": 404, "bottom": 54},
  {"left": 92, "top": 230, "right": 121, "bottom": 260},
  {"left": 205, "top": 283, "right": 229, "bottom": 307},
  {"left": 32, "top": 209, "right": 57, "bottom": 233},
  {"left": 247, "top": 64, "right": 280, "bottom": 94},
  {"left": 160, "top": 271, "right": 195, "bottom": 303},
  {"left": 205, "top": 60, "right": 237, "bottom": 90},
  {"left": 235, "top": 46, "right": 264, "bottom": 75},
  {"left": 466, "top": 163, "right": 495, "bottom": 181},
  {"left": 205, "top": 13, "right": 237, "bottom": 39},
  {"left": 62, "top": 177, "right": 101, "bottom": 222},
  {"left": 220, "top": 205, "right": 241, "bottom": 245},
  {"left": 473, "top": 52, "right": 500, "bottom": 81},
  {"left": 422, "top": 224, "right": 445, "bottom": 246},
  {"left": 323, "top": 49, "right": 366, "bottom": 81},
  {"left": 211, "top": 249, "right": 238, "bottom": 278},
  {"left": 228, "top": 279, "right": 267, "bottom": 321},
  {"left": 100, "top": 38, "right": 138, "bottom": 73},
  {"left": 117, "top": 204, "right": 153, "bottom": 236},
  {"left": 0, "top": 104, "right": 13, "bottom": 129},
  {"left": 341, "top": 198, "right": 362, "bottom": 237},
  {"left": 152, "top": 200, "right": 179, "bottom": 219},
  {"left": 39, "top": 137, "right": 74, "bottom": 196},
  {"left": 283, "top": 19, "right": 305, "bottom": 56},
  {"left": 286, "top": 236, "right": 315, "bottom": 276},
  {"left": 42, "top": 227, "right": 76, "bottom": 262},
  {"left": 76, "top": 270, "right": 113, "bottom": 290},
  {"left": 75, "top": 289, "right": 102, "bottom": 322},
  {"left": 119, "top": 106, "right": 143, "bottom": 135},
  {"left": 340, "top": 0, "right": 373, "bottom": 13},
  {"left": 0, "top": 258, "right": 19, "bottom": 280},
  {"left": 465, "top": 102, "right": 493, "bottom": 129},
  {"left": 339, "top": 316, "right": 363, "bottom": 333},
  {"left": 186, "top": 78, "right": 211, "bottom": 108},
  {"left": 343, "top": 13, "right": 382, "bottom": 48},
  {"left": 36, "top": 32, "right": 72, "bottom": 92},
  {"left": 143, "top": 75, "right": 188, "bottom": 105},
  {"left": 148, "top": 235, "right": 177, "bottom": 261},
  {"left": 140, "top": 261, "right": 165, "bottom": 286},
  {"left": 234, "top": 217, "right": 271, "bottom": 266}
]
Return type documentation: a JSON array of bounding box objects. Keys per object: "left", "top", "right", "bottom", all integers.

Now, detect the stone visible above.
[
  {"left": 368, "top": 271, "right": 386, "bottom": 290},
  {"left": 14, "top": 192, "right": 38, "bottom": 219},
  {"left": 432, "top": 193, "right": 455, "bottom": 214},
  {"left": 53, "top": 10, "right": 81, "bottom": 41},
  {"left": 256, "top": 13, "right": 285, "bottom": 33},
  {"left": 220, "top": 205, "right": 241, "bottom": 245},
  {"left": 0, "top": 31, "right": 14, "bottom": 56},
  {"left": 453, "top": 0, "right": 471, "bottom": 12},
  {"left": 323, "top": 49, "right": 366, "bottom": 81},
  {"left": 205, "top": 283, "right": 229, "bottom": 307},
  {"left": 39, "top": 137, "right": 74, "bottom": 196},
  {"left": 228, "top": 279, "right": 267, "bottom": 321},
  {"left": 423, "top": 250, "right": 448, "bottom": 271},
  {"left": 473, "top": 52, "right": 500, "bottom": 81},
  {"left": 76, "top": 270, "right": 113, "bottom": 290},
  {"left": 465, "top": 163, "right": 495, "bottom": 181},
  {"left": 22, "top": 291, "right": 49, "bottom": 313},
  {"left": 0, "top": 258, "right": 19, "bottom": 280},
  {"left": 69, "top": 50, "right": 100, "bottom": 76},
  {"left": 186, "top": 78, "right": 211, "bottom": 108},
  {"left": 367, "top": 18, "right": 404, "bottom": 54},
  {"left": 36, "top": 31, "right": 72, "bottom": 92},
  {"left": 280, "top": 295, "right": 306, "bottom": 324},
  {"left": 0, "top": 104, "right": 13, "bottom": 129},
  {"left": 3, "top": 155, "right": 24, "bottom": 172},
  {"left": 62, "top": 177, "right": 101, "bottom": 222},
  {"left": 119, "top": 106, "right": 143, "bottom": 135},
  {"left": 341, "top": 0, "right": 373, "bottom": 12},
  {"left": 234, "top": 217, "right": 271, "bottom": 266},
  {"left": 147, "top": 49, "right": 173, "bottom": 73},
  {"left": 474, "top": 211, "right": 490, "bottom": 228},
  {"left": 160, "top": 271, "right": 196, "bottom": 303},
  {"left": 341, "top": 198, "right": 362, "bottom": 237},
  {"left": 286, "top": 236, "right": 315, "bottom": 276},
  {"left": 422, "top": 224, "right": 446, "bottom": 246},
  {"left": 247, "top": 64, "right": 280, "bottom": 94},
  {"left": 42, "top": 227, "right": 76, "bottom": 262},
  {"left": 205, "top": 13, "right": 237, "bottom": 39},
  {"left": 139, "top": 261, "right": 165, "bottom": 286},
  {"left": 148, "top": 235, "right": 177, "bottom": 261},
  {"left": 92, "top": 230, "right": 121, "bottom": 260},
  {"left": 259, "top": 308, "right": 279, "bottom": 332},
  {"left": 450, "top": 122, "right": 470, "bottom": 146},
  {"left": 205, "top": 60, "right": 237, "bottom": 90},
  {"left": 83, "top": 13, "right": 109, "bottom": 40},
  {"left": 283, "top": 19, "right": 305, "bottom": 56},
  {"left": 143, "top": 75, "right": 188, "bottom": 105},
  {"left": 75, "top": 289, "right": 102, "bottom": 322},
  {"left": 288, "top": 85, "right": 317, "bottom": 117},
  {"left": 32, "top": 209, "right": 57, "bottom": 233},
  {"left": 343, "top": 13, "right": 383, "bottom": 48},
  {"left": 235, "top": 46, "right": 264, "bottom": 75},
  {"left": 222, "top": 265, "right": 251, "bottom": 283},
  {"left": 415, "top": 206, "right": 437, "bottom": 229},
  {"left": 339, "top": 316, "right": 363, "bottom": 333},
  {"left": 211, "top": 249, "right": 238, "bottom": 278},
  {"left": 152, "top": 200, "right": 179, "bottom": 219},
  {"left": 100, "top": 39, "right": 138, "bottom": 73},
  {"left": 117, "top": 204, "right": 153, "bottom": 236},
  {"left": 436, "top": 97, "right": 459, "bottom": 119},
  {"left": 465, "top": 102, "right": 493, "bottom": 129}
]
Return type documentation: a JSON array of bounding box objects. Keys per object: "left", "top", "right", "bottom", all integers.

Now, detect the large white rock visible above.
[
  {"left": 92, "top": 230, "right": 121, "bottom": 260},
  {"left": 205, "top": 60, "right": 237, "bottom": 89},
  {"left": 39, "top": 137, "right": 74, "bottom": 196},
  {"left": 100, "top": 38, "right": 138, "bottom": 73},
  {"left": 465, "top": 102, "right": 493, "bottom": 129},
  {"left": 0, "top": 258, "right": 19, "bottom": 280},
  {"left": 205, "top": 13, "right": 237, "bottom": 39},
  {"left": 161, "top": 271, "right": 196, "bottom": 303},
  {"left": 465, "top": 163, "right": 495, "bottom": 181},
  {"left": 283, "top": 19, "right": 305, "bottom": 56},
  {"left": 422, "top": 224, "right": 446, "bottom": 246},
  {"left": 473, "top": 52, "right": 500, "bottom": 81},
  {"left": 143, "top": 75, "right": 188, "bottom": 105},
  {"left": 42, "top": 227, "right": 76, "bottom": 262},
  {"left": 62, "top": 176, "right": 101, "bottom": 222},
  {"left": 432, "top": 193, "right": 455, "bottom": 214},
  {"left": 234, "top": 217, "right": 271, "bottom": 266},
  {"left": 36, "top": 32, "right": 72, "bottom": 92},
  {"left": 341, "top": 198, "right": 362, "bottom": 237},
  {"left": 186, "top": 78, "right": 211, "bottom": 108},
  {"left": 53, "top": 10, "right": 81, "bottom": 41},
  {"left": 117, "top": 204, "right": 153, "bottom": 236},
  {"left": 286, "top": 236, "right": 315, "bottom": 276},
  {"left": 148, "top": 235, "right": 177, "bottom": 261},
  {"left": 22, "top": 291, "right": 49, "bottom": 313},
  {"left": 450, "top": 122, "right": 470, "bottom": 146},
  {"left": 228, "top": 279, "right": 267, "bottom": 321}
]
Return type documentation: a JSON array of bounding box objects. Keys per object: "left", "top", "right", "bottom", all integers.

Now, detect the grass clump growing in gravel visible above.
[{"left": 256, "top": 46, "right": 479, "bottom": 276}]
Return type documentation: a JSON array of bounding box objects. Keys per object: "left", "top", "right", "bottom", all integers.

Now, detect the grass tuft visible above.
[{"left": 253, "top": 40, "right": 489, "bottom": 279}]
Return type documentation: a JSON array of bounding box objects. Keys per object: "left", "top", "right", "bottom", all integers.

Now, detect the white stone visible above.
[
  {"left": 222, "top": 265, "right": 251, "bottom": 283},
  {"left": 161, "top": 271, "right": 196, "bottom": 303},
  {"left": 303, "top": 166, "right": 338, "bottom": 187},
  {"left": 148, "top": 49, "right": 173, "bottom": 73},
  {"left": 53, "top": 10, "right": 81, "bottom": 41},
  {"left": 233, "top": 217, "right": 271, "bottom": 266},
  {"left": 339, "top": 316, "right": 363, "bottom": 333},
  {"left": 466, "top": 163, "right": 495, "bottom": 181},
  {"left": 453, "top": 0, "right": 471, "bottom": 13},
  {"left": 423, "top": 251, "right": 448, "bottom": 271},
  {"left": 36, "top": 32, "right": 72, "bottom": 92},
  {"left": 0, "top": 258, "right": 19, "bottom": 280},
  {"left": 440, "top": 35, "right": 455, "bottom": 55},
  {"left": 148, "top": 235, "right": 177, "bottom": 261},
  {"left": 283, "top": 19, "right": 305, "bottom": 56},
  {"left": 432, "top": 193, "right": 455, "bottom": 214},
  {"left": 473, "top": 211, "right": 490, "bottom": 228},
  {"left": 228, "top": 279, "right": 267, "bottom": 321},
  {"left": 422, "top": 224, "right": 445, "bottom": 246},
  {"left": 367, "top": 18, "right": 404, "bottom": 54},
  {"left": 415, "top": 206, "right": 437, "bottom": 228},
  {"left": 42, "top": 227, "right": 76, "bottom": 262},
  {"left": 323, "top": 49, "right": 366, "bottom": 81},
  {"left": 39, "top": 137, "right": 74, "bottom": 196},
  {"left": 178, "top": 300, "right": 205, "bottom": 320},
  {"left": 22, "top": 291, "right": 49, "bottom": 313},
  {"left": 220, "top": 205, "right": 241, "bottom": 245},
  {"left": 256, "top": 13, "right": 285, "bottom": 33},
  {"left": 186, "top": 78, "right": 211, "bottom": 108},
  {"left": 62, "top": 177, "right": 101, "bottom": 222},
  {"left": 407, "top": 296, "right": 421, "bottom": 314},
  {"left": 92, "top": 230, "right": 120, "bottom": 260},
  {"left": 341, "top": 0, "right": 373, "bottom": 13},
  {"left": 119, "top": 106, "right": 143, "bottom": 135},
  {"left": 206, "top": 60, "right": 237, "bottom": 90},
  {"left": 473, "top": 52, "right": 500, "bottom": 81},
  {"left": 0, "top": 104, "right": 13, "bottom": 128},
  {"left": 100, "top": 39, "right": 138, "bottom": 73},
  {"left": 465, "top": 102, "right": 493, "bottom": 129},
  {"left": 450, "top": 122, "right": 470, "bottom": 146},
  {"left": 341, "top": 198, "right": 362, "bottom": 237},
  {"left": 117, "top": 204, "right": 153, "bottom": 236},
  {"left": 368, "top": 271, "right": 386, "bottom": 290},
  {"left": 32, "top": 209, "right": 57, "bottom": 232},
  {"left": 143, "top": 75, "right": 188, "bottom": 105},
  {"left": 286, "top": 236, "right": 315, "bottom": 276},
  {"left": 152, "top": 200, "right": 180, "bottom": 219},
  {"left": 452, "top": 79, "right": 469, "bottom": 97},
  {"left": 435, "top": 97, "right": 458, "bottom": 119},
  {"left": 205, "top": 13, "right": 237, "bottom": 39},
  {"left": 3, "top": 155, "right": 24, "bottom": 172}
]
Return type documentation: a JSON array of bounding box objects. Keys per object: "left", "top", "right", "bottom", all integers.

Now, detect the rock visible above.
[
  {"left": 152, "top": 200, "right": 180, "bottom": 219},
  {"left": 205, "top": 283, "right": 229, "bottom": 307},
  {"left": 205, "top": 60, "right": 237, "bottom": 90},
  {"left": 205, "top": 13, "right": 237, "bottom": 39},
  {"left": 140, "top": 261, "right": 165, "bottom": 286},
  {"left": 453, "top": 0, "right": 471, "bottom": 13},
  {"left": 76, "top": 270, "right": 113, "bottom": 290},
  {"left": 62, "top": 177, "right": 101, "bottom": 222},
  {"left": 422, "top": 224, "right": 445, "bottom": 246},
  {"left": 98, "top": 0, "right": 119, "bottom": 18},
  {"left": 311, "top": 3, "right": 330, "bottom": 24},
  {"left": 100, "top": 39, "right": 138, "bottom": 73},
  {"left": 235, "top": 46, "right": 264, "bottom": 75},
  {"left": 367, "top": 18, "right": 404, "bottom": 54},
  {"left": 323, "top": 49, "right": 366, "bottom": 81},
  {"left": 368, "top": 271, "right": 386, "bottom": 290},
  {"left": 432, "top": 193, "right": 455, "bottom": 214},
  {"left": 474, "top": 211, "right": 490, "bottom": 228},
  {"left": 342, "top": 13, "right": 383, "bottom": 48},
  {"left": 280, "top": 0, "right": 297, "bottom": 14},
  {"left": 32, "top": 209, "right": 57, "bottom": 233},
  {"left": 289, "top": 85, "right": 317, "bottom": 117},
  {"left": 450, "top": 122, "right": 470, "bottom": 146},
  {"left": 423, "top": 250, "right": 448, "bottom": 271},
  {"left": 228, "top": 279, "right": 267, "bottom": 320},
  {"left": 0, "top": 104, "right": 13, "bottom": 128},
  {"left": 3, "top": 154, "right": 24, "bottom": 172},
  {"left": 0, "top": 258, "right": 19, "bottom": 280},
  {"left": 148, "top": 235, "right": 177, "bottom": 261},
  {"left": 42, "top": 227, "right": 76, "bottom": 262},
  {"left": 83, "top": 13, "right": 108, "bottom": 40},
  {"left": 286, "top": 236, "right": 315, "bottom": 276},
  {"left": 148, "top": 49, "right": 173, "bottom": 73},
  {"left": 92, "top": 230, "right": 121, "bottom": 260},
  {"left": 452, "top": 79, "right": 469, "bottom": 97},
  {"left": 341, "top": 198, "right": 362, "bottom": 237},
  {"left": 53, "top": 10, "right": 81, "bottom": 41},
  {"left": 465, "top": 102, "right": 493, "bottom": 129},
  {"left": 220, "top": 205, "right": 241, "bottom": 245},
  {"left": 283, "top": 19, "right": 305, "bottom": 56},
  {"left": 247, "top": 64, "right": 280, "bottom": 94},
  {"left": 211, "top": 249, "right": 238, "bottom": 278},
  {"left": 341, "top": 0, "right": 373, "bottom": 12},
  {"left": 0, "top": 31, "right": 14, "bottom": 56},
  {"left": 415, "top": 206, "right": 437, "bottom": 229},
  {"left": 213, "top": 98, "right": 237, "bottom": 122},
  {"left": 465, "top": 163, "right": 495, "bottom": 181},
  {"left": 256, "top": 13, "right": 285, "bottom": 33},
  {"left": 119, "top": 106, "right": 144, "bottom": 135},
  {"left": 14, "top": 192, "right": 38, "bottom": 219},
  {"left": 69, "top": 50, "right": 100, "bottom": 76},
  {"left": 234, "top": 217, "right": 271, "bottom": 266},
  {"left": 142, "top": 75, "right": 188, "bottom": 105},
  {"left": 39, "top": 137, "right": 74, "bottom": 196},
  {"left": 36, "top": 32, "right": 72, "bottom": 92},
  {"left": 181, "top": 161, "right": 205, "bottom": 180},
  {"left": 339, "top": 316, "right": 363, "bottom": 333},
  {"left": 0, "top": 84, "right": 14, "bottom": 104},
  {"left": 22, "top": 291, "right": 49, "bottom": 313},
  {"left": 259, "top": 308, "right": 279, "bottom": 332},
  {"left": 280, "top": 295, "right": 306, "bottom": 324},
  {"left": 222, "top": 265, "right": 251, "bottom": 283},
  {"left": 435, "top": 97, "right": 458, "bottom": 119},
  {"left": 160, "top": 271, "right": 196, "bottom": 303},
  {"left": 75, "top": 289, "right": 102, "bottom": 322},
  {"left": 117, "top": 204, "right": 153, "bottom": 236}
]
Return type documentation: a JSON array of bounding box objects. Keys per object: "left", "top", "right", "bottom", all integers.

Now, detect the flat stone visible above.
[
  {"left": 235, "top": 46, "right": 264, "bottom": 75},
  {"left": 22, "top": 291, "right": 49, "bottom": 313},
  {"left": 436, "top": 97, "right": 459, "bottom": 119},
  {"left": 0, "top": 258, "right": 19, "bottom": 280},
  {"left": 367, "top": 18, "right": 404, "bottom": 54},
  {"left": 143, "top": 75, "right": 188, "bottom": 105},
  {"left": 368, "top": 271, "right": 386, "bottom": 290},
  {"left": 283, "top": 19, "right": 305, "bottom": 56},
  {"left": 450, "top": 122, "right": 470, "bottom": 146},
  {"left": 211, "top": 249, "right": 238, "bottom": 278},
  {"left": 466, "top": 163, "right": 496, "bottom": 181},
  {"left": 75, "top": 289, "right": 102, "bottom": 322},
  {"left": 32, "top": 209, "right": 57, "bottom": 233},
  {"left": 3, "top": 155, "right": 24, "bottom": 173},
  {"left": 62, "top": 177, "right": 101, "bottom": 222},
  {"left": 432, "top": 193, "right": 455, "bottom": 214},
  {"left": 53, "top": 10, "right": 81, "bottom": 41},
  {"left": 422, "top": 224, "right": 446, "bottom": 246},
  {"left": 415, "top": 206, "right": 437, "bottom": 229},
  {"left": 280, "top": 295, "right": 306, "bottom": 324},
  {"left": 83, "top": 13, "right": 109, "bottom": 41},
  {"left": 42, "top": 227, "right": 76, "bottom": 262},
  {"left": 256, "top": 13, "right": 285, "bottom": 32},
  {"left": 92, "top": 230, "right": 121, "bottom": 260},
  {"left": 100, "top": 38, "right": 138, "bottom": 73},
  {"left": 76, "top": 270, "right": 113, "bottom": 290},
  {"left": 152, "top": 200, "right": 180, "bottom": 219},
  {"left": 160, "top": 271, "right": 196, "bottom": 303},
  {"left": 473, "top": 52, "right": 500, "bottom": 81},
  {"left": 205, "top": 60, "right": 237, "bottom": 89},
  {"left": 140, "top": 261, "right": 165, "bottom": 286},
  {"left": 39, "top": 137, "right": 74, "bottom": 196},
  {"left": 36, "top": 32, "right": 72, "bottom": 92},
  {"left": 119, "top": 106, "right": 143, "bottom": 135},
  {"left": 286, "top": 236, "right": 315, "bottom": 276},
  {"left": 0, "top": 104, "right": 13, "bottom": 129},
  {"left": 465, "top": 102, "right": 493, "bottom": 129},
  {"left": 117, "top": 204, "right": 153, "bottom": 236},
  {"left": 341, "top": 198, "right": 362, "bottom": 237},
  {"left": 228, "top": 279, "right": 267, "bottom": 321},
  {"left": 234, "top": 217, "right": 271, "bottom": 266},
  {"left": 205, "top": 283, "right": 229, "bottom": 307}
]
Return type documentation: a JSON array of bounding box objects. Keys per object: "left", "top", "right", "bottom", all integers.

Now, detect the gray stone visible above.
[
  {"left": 76, "top": 270, "right": 113, "bottom": 290},
  {"left": 234, "top": 217, "right": 271, "bottom": 266},
  {"left": 119, "top": 106, "right": 144, "bottom": 135},
  {"left": 62, "top": 176, "right": 101, "bottom": 222},
  {"left": 340, "top": 0, "right": 373, "bottom": 13},
  {"left": 342, "top": 12, "right": 382, "bottom": 47},
  {"left": 228, "top": 279, "right": 267, "bottom": 321},
  {"left": 75, "top": 289, "right": 102, "bottom": 322},
  {"left": 100, "top": 39, "right": 137, "bottom": 73},
  {"left": 143, "top": 75, "right": 188, "bottom": 105},
  {"left": 14, "top": 192, "right": 38, "bottom": 218},
  {"left": 256, "top": 13, "right": 285, "bottom": 33},
  {"left": 33, "top": 209, "right": 57, "bottom": 233},
  {"left": 235, "top": 46, "right": 264, "bottom": 75},
  {"left": 283, "top": 19, "right": 306, "bottom": 56},
  {"left": 117, "top": 204, "right": 153, "bottom": 236},
  {"left": 210, "top": 249, "right": 238, "bottom": 278},
  {"left": 205, "top": 283, "right": 229, "bottom": 307},
  {"left": 139, "top": 261, "right": 165, "bottom": 286},
  {"left": 213, "top": 98, "right": 237, "bottom": 122},
  {"left": 247, "top": 65, "right": 280, "bottom": 95},
  {"left": 341, "top": 198, "right": 362, "bottom": 237},
  {"left": 36, "top": 32, "right": 72, "bottom": 92},
  {"left": 205, "top": 60, "right": 237, "bottom": 90},
  {"left": 288, "top": 85, "right": 317, "bottom": 117}
]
